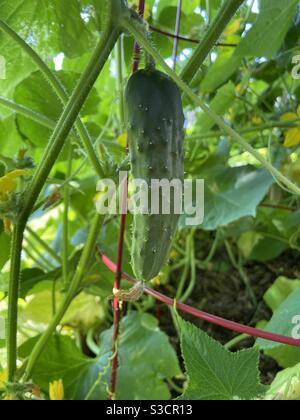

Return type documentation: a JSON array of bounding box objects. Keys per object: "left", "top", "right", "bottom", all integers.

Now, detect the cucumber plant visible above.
[
  {"left": 1, "top": 0, "right": 300, "bottom": 402},
  {"left": 126, "top": 67, "right": 185, "bottom": 293}
]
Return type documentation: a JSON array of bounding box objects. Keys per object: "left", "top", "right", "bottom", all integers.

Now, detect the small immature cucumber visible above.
[{"left": 126, "top": 67, "right": 185, "bottom": 282}]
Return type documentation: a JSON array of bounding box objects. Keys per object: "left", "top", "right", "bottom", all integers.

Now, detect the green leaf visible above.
[
  {"left": 19, "top": 334, "right": 112, "bottom": 400},
  {"left": 248, "top": 237, "right": 288, "bottom": 262},
  {"left": 19, "top": 268, "right": 49, "bottom": 299},
  {"left": 0, "top": 0, "right": 99, "bottom": 98},
  {"left": 201, "top": 51, "right": 241, "bottom": 93},
  {"left": 197, "top": 82, "right": 236, "bottom": 132},
  {"left": 236, "top": 0, "right": 299, "bottom": 58},
  {"left": 0, "top": 223, "right": 10, "bottom": 270},
  {"left": 257, "top": 280, "right": 300, "bottom": 368},
  {"left": 181, "top": 143, "right": 274, "bottom": 230},
  {"left": 20, "top": 312, "right": 180, "bottom": 400},
  {"left": 176, "top": 315, "right": 266, "bottom": 400},
  {"left": 264, "top": 277, "right": 300, "bottom": 313},
  {"left": 22, "top": 291, "right": 105, "bottom": 331},
  {"left": 14, "top": 70, "right": 100, "bottom": 148},
  {"left": 0, "top": 0, "right": 94, "bottom": 59},
  {"left": 0, "top": 116, "right": 23, "bottom": 156},
  {"left": 98, "top": 312, "right": 181, "bottom": 400},
  {"left": 257, "top": 288, "right": 300, "bottom": 351},
  {"left": 265, "top": 363, "right": 300, "bottom": 400}
]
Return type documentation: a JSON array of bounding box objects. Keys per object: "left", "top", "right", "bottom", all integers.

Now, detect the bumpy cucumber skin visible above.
[{"left": 126, "top": 68, "right": 185, "bottom": 282}]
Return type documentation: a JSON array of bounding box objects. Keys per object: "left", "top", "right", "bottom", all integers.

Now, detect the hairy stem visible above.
[
  {"left": 116, "top": 36, "right": 126, "bottom": 131},
  {"left": 186, "top": 118, "right": 300, "bottom": 141},
  {"left": 6, "top": 5, "right": 119, "bottom": 381},
  {"left": 180, "top": 0, "right": 245, "bottom": 84},
  {"left": 7, "top": 222, "right": 25, "bottom": 381}
]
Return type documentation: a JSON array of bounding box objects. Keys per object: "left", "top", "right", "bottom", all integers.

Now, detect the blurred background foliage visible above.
[{"left": 1, "top": 0, "right": 300, "bottom": 400}]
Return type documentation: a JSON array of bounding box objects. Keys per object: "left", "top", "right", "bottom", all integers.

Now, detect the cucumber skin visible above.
[{"left": 126, "top": 68, "right": 185, "bottom": 282}]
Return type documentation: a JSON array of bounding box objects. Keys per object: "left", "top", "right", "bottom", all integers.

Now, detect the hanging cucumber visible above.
[{"left": 125, "top": 66, "right": 185, "bottom": 293}]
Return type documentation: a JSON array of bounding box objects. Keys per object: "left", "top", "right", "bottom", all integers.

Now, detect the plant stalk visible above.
[{"left": 180, "top": 0, "right": 245, "bottom": 84}]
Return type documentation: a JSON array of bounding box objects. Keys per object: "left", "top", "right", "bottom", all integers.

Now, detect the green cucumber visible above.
[{"left": 126, "top": 67, "right": 185, "bottom": 282}]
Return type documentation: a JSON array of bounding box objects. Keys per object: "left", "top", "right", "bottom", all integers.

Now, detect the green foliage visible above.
[
  {"left": 0, "top": 222, "right": 10, "bottom": 270},
  {"left": 265, "top": 363, "right": 300, "bottom": 400},
  {"left": 126, "top": 68, "right": 184, "bottom": 281},
  {"left": 0, "top": 0, "right": 300, "bottom": 401},
  {"left": 19, "top": 312, "right": 180, "bottom": 400},
  {"left": 257, "top": 279, "right": 300, "bottom": 368},
  {"left": 176, "top": 314, "right": 266, "bottom": 400}
]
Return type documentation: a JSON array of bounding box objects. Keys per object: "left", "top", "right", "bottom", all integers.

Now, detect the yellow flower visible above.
[
  {"left": 252, "top": 115, "right": 263, "bottom": 126},
  {"left": 129, "top": 1, "right": 151, "bottom": 20},
  {"left": 150, "top": 275, "right": 161, "bottom": 286},
  {"left": 117, "top": 133, "right": 127, "bottom": 149},
  {"left": 49, "top": 379, "right": 64, "bottom": 401},
  {"left": 280, "top": 106, "right": 300, "bottom": 148},
  {"left": 169, "top": 248, "right": 180, "bottom": 260},
  {"left": 225, "top": 18, "right": 242, "bottom": 36},
  {"left": 0, "top": 169, "right": 28, "bottom": 198},
  {"left": 0, "top": 369, "right": 7, "bottom": 391}
]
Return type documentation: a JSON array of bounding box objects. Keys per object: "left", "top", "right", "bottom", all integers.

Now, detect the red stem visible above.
[
  {"left": 150, "top": 25, "right": 238, "bottom": 48},
  {"left": 133, "top": 0, "right": 146, "bottom": 73},
  {"left": 110, "top": 0, "right": 146, "bottom": 399},
  {"left": 100, "top": 252, "right": 300, "bottom": 349}
]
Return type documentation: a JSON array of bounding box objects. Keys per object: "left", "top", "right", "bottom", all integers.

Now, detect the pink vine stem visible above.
[
  {"left": 100, "top": 252, "right": 300, "bottom": 349},
  {"left": 110, "top": 0, "right": 146, "bottom": 399}
]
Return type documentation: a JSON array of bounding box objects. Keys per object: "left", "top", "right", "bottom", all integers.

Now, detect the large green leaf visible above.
[
  {"left": 20, "top": 312, "right": 180, "bottom": 400},
  {"left": 197, "top": 82, "right": 236, "bottom": 132},
  {"left": 258, "top": 287, "right": 300, "bottom": 351},
  {"left": 14, "top": 70, "right": 100, "bottom": 148},
  {"left": 0, "top": 0, "right": 94, "bottom": 58},
  {"left": 176, "top": 315, "right": 266, "bottom": 400},
  {"left": 0, "top": 115, "right": 24, "bottom": 155},
  {"left": 19, "top": 334, "right": 112, "bottom": 400},
  {"left": 22, "top": 291, "right": 105, "bottom": 330},
  {"left": 0, "top": 0, "right": 98, "bottom": 98},
  {"left": 201, "top": 51, "right": 241, "bottom": 93},
  {"left": 264, "top": 277, "right": 300, "bottom": 313},
  {"left": 98, "top": 311, "right": 181, "bottom": 400},
  {"left": 257, "top": 281, "right": 300, "bottom": 368},
  {"left": 181, "top": 142, "right": 274, "bottom": 230},
  {"left": 201, "top": 0, "right": 298, "bottom": 92}
]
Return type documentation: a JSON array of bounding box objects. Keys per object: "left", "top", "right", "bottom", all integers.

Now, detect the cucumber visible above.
[{"left": 126, "top": 67, "right": 185, "bottom": 282}]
